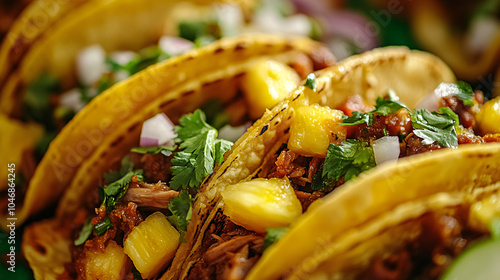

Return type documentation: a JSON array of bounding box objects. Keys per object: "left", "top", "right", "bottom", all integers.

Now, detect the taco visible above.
[
  {"left": 250, "top": 143, "right": 500, "bottom": 279},
  {"left": 19, "top": 33, "right": 334, "bottom": 279},
  {"left": 168, "top": 46, "right": 500, "bottom": 279},
  {"left": 0, "top": 0, "right": 331, "bottom": 220}
]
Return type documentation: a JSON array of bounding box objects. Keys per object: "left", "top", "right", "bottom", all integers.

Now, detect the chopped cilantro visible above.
[
  {"left": 102, "top": 170, "right": 143, "bottom": 211},
  {"left": 106, "top": 47, "right": 168, "bottom": 77},
  {"left": 340, "top": 111, "right": 373, "bottom": 126},
  {"left": 178, "top": 20, "right": 222, "bottom": 43},
  {"left": 264, "top": 227, "right": 289, "bottom": 250},
  {"left": 131, "top": 145, "right": 177, "bottom": 157},
  {"left": 411, "top": 108, "right": 459, "bottom": 147},
  {"left": 372, "top": 90, "right": 409, "bottom": 115},
  {"left": 103, "top": 155, "right": 135, "bottom": 184},
  {"left": 454, "top": 81, "right": 475, "bottom": 106},
  {"left": 94, "top": 216, "right": 112, "bottom": 236},
  {"left": 323, "top": 140, "right": 376, "bottom": 183},
  {"left": 167, "top": 191, "right": 193, "bottom": 242},
  {"left": 304, "top": 73, "right": 317, "bottom": 90},
  {"left": 74, "top": 218, "right": 94, "bottom": 246},
  {"left": 24, "top": 73, "right": 61, "bottom": 130},
  {"left": 169, "top": 109, "right": 233, "bottom": 190},
  {"left": 201, "top": 99, "right": 231, "bottom": 130}
]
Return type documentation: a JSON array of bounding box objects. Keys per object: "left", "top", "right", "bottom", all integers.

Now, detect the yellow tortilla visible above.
[
  {"left": 20, "top": 34, "right": 334, "bottom": 279},
  {"left": 249, "top": 143, "right": 500, "bottom": 279},
  {"left": 171, "top": 46, "right": 457, "bottom": 279}
]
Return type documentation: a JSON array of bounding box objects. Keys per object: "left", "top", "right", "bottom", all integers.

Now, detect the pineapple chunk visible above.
[
  {"left": 288, "top": 104, "right": 345, "bottom": 157},
  {"left": 78, "top": 240, "right": 131, "bottom": 280},
  {"left": 124, "top": 212, "right": 180, "bottom": 279},
  {"left": 469, "top": 193, "right": 500, "bottom": 233},
  {"left": 241, "top": 59, "right": 300, "bottom": 119},
  {"left": 477, "top": 96, "right": 500, "bottom": 134},
  {"left": 221, "top": 177, "right": 302, "bottom": 233}
]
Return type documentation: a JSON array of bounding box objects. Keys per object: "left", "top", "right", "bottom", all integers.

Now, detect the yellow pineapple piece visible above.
[
  {"left": 124, "top": 211, "right": 180, "bottom": 279},
  {"left": 469, "top": 193, "right": 500, "bottom": 233},
  {"left": 288, "top": 104, "right": 345, "bottom": 157},
  {"left": 477, "top": 96, "right": 500, "bottom": 134},
  {"left": 241, "top": 59, "right": 300, "bottom": 119},
  {"left": 78, "top": 240, "right": 131, "bottom": 280},
  {"left": 221, "top": 177, "right": 302, "bottom": 233}
]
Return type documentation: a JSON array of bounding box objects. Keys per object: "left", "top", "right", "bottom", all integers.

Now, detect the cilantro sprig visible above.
[
  {"left": 102, "top": 170, "right": 144, "bottom": 211},
  {"left": 341, "top": 89, "right": 460, "bottom": 148},
  {"left": 131, "top": 145, "right": 177, "bottom": 157},
  {"left": 169, "top": 109, "right": 233, "bottom": 190},
  {"left": 167, "top": 191, "right": 193, "bottom": 242}
]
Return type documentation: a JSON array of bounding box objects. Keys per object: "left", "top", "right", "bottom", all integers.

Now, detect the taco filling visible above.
[
  {"left": 65, "top": 108, "right": 234, "bottom": 279},
  {"left": 188, "top": 79, "right": 500, "bottom": 279}
]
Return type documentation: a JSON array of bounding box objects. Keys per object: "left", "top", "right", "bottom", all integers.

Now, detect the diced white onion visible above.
[
  {"left": 109, "top": 51, "right": 136, "bottom": 66},
  {"left": 59, "top": 88, "right": 86, "bottom": 112},
  {"left": 415, "top": 82, "right": 457, "bottom": 111},
  {"left": 158, "top": 36, "right": 195, "bottom": 57},
  {"left": 372, "top": 136, "right": 400, "bottom": 166},
  {"left": 76, "top": 45, "right": 107, "bottom": 86},
  {"left": 218, "top": 123, "right": 251, "bottom": 142},
  {"left": 140, "top": 113, "right": 177, "bottom": 147},
  {"left": 253, "top": 8, "right": 311, "bottom": 36},
  {"left": 215, "top": 4, "right": 244, "bottom": 37}
]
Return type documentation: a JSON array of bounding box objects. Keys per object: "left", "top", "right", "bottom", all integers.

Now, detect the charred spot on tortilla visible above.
[
  {"left": 201, "top": 78, "right": 224, "bottom": 88},
  {"left": 283, "top": 43, "right": 293, "bottom": 52},
  {"left": 100, "top": 151, "right": 107, "bottom": 158},
  {"left": 284, "top": 127, "right": 290, "bottom": 134},
  {"left": 214, "top": 47, "right": 224, "bottom": 54},
  {"left": 128, "top": 121, "right": 141, "bottom": 133},
  {"left": 110, "top": 135, "right": 124, "bottom": 147},
  {"left": 159, "top": 99, "right": 175, "bottom": 110},
  {"left": 234, "top": 42, "right": 248, "bottom": 52},
  {"left": 293, "top": 94, "right": 301, "bottom": 101},
  {"left": 260, "top": 125, "right": 269, "bottom": 135},
  {"left": 181, "top": 90, "right": 195, "bottom": 97}
]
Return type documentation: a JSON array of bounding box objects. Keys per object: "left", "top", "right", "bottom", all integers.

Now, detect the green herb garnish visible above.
[
  {"left": 131, "top": 145, "right": 177, "bottom": 157},
  {"left": 167, "top": 191, "right": 193, "bottom": 242},
  {"left": 94, "top": 216, "right": 112, "bottom": 236},
  {"left": 323, "top": 140, "right": 376, "bottom": 183},
  {"left": 102, "top": 170, "right": 144, "bottom": 211},
  {"left": 304, "top": 73, "right": 317, "bottom": 90},
  {"left": 169, "top": 109, "right": 233, "bottom": 190},
  {"left": 74, "top": 218, "right": 94, "bottom": 246},
  {"left": 263, "top": 227, "right": 289, "bottom": 250}
]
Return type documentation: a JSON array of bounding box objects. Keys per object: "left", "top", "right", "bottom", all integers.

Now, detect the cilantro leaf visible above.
[
  {"left": 411, "top": 109, "right": 459, "bottom": 147},
  {"left": 323, "top": 140, "right": 376, "bottom": 183},
  {"left": 373, "top": 90, "right": 409, "bottom": 116},
  {"left": 167, "top": 191, "right": 193, "bottom": 242},
  {"left": 103, "top": 170, "right": 143, "bottom": 211},
  {"left": 24, "top": 73, "right": 61, "bottom": 130},
  {"left": 340, "top": 111, "right": 373, "bottom": 126},
  {"left": 454, "top": 81, "right": 475, "bottom": 106},
  {"left": 170, "top": 110, "right": 233, "bottom": 190},
  {"left": 304, "top": 73, "right": 317, "bottom": 90},
  {"left": 131, "top": 145, "right": 177, "bottom": 157},
  {"left": 103, "top": 155, "right": 135, "bottom": 184},
  {"left": 74, "top": 218, "right": 94, "bottom": 246},
  {"left": 178, "top": 20, "right": 222, "bottom": 43},
  {"left": 264, "top": 228, "right": 289, "bottom": 250},
  {"left": 201, "top": 99, "right": 231, "bottom": 130}
]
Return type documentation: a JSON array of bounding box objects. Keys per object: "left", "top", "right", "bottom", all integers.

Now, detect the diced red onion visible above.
[
  {"left": 140, "top": 113, "right": 177, "bottom": 147},
  {"left": 77, "top": 44, "right": 107, "bottom": 86},
  {"left": 415, "top": 82, "right": 456, "bottom": 111},
  {"left": 372, "top": 136, "right": 400, "bottom": 165},
  {"left": 218, "top": 122, "right": 251, "bottom": 142},
  {"left": 158, "top": 36, "right": 195, "bottom": 57}
]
